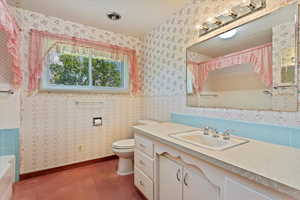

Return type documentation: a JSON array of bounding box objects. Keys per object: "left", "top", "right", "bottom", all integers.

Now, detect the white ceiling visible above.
[
  {"left": 189, "top": 4, "right": 296, "bottom": 57},
  {"left": 11, "top": 0, "right": 188, "bottom": 37}
]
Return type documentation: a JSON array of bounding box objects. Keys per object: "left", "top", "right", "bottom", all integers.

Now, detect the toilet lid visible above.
[{"left": 112, "top": 139, "right": 135, "bottom": 149}]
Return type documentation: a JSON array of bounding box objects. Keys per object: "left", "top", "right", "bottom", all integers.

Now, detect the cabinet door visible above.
[
  {"left": 159, "top": 156, "right": 182, "bottom": 200},
  {"left": 224, "top": 178, "right": 274, "bottom": 200},
  {"left": 183, "top": 167, "right": 220, "bottom": 200}
]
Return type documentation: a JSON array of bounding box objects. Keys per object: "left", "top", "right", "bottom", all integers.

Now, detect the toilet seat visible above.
[
  {"left": 112, "top": 139, "right": 135, "bottom": 149},
  {"left": 112, "top": 148, "right": 133, "bottom": 153},
  {"left": 112, "top": 120, "right": 158, "bottom": 176}
]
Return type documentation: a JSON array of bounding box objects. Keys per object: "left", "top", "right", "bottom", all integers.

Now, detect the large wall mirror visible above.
[{"left": 186, "top": 4, "right": 299, "bottom": 111}]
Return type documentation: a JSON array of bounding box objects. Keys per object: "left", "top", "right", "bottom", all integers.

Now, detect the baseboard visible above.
[
  {"left": 19, "top": 155, "right": 118, "bottom": 180},
  {"left": 135, "top": 187, "right": 148, "bottom": 200}
]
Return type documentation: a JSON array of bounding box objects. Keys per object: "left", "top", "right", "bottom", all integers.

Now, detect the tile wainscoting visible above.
[
  {"left": 21, "top": 94, "right": 143, "bottom": 174},
  {"left": 143, "top": 96, "right": 300, "bottom": 127}
]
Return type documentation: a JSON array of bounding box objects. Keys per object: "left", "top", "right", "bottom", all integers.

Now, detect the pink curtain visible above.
[
  {"left": 28, "top": 30, "right": 140, "bottom": 94},
  {"left": 187, "top": 61, "right": 203, "bottom": 93},
  {"left": 191, "top": 43, "right": 273, "bottom": 92},
  {"left": 0, "top": 0, "right": 22, "bottom": 89}
]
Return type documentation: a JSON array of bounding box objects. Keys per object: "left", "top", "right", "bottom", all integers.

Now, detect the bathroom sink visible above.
[{"left": 169, "top": 130, "right": 249, "bottom": 151}]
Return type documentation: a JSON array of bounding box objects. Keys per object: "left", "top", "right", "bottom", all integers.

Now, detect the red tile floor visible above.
[{"left": 13, "top": 159, "right": 146, "bottom": 200}]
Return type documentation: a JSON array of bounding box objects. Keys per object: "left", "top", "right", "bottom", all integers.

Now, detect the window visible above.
[{"left": 41, "top": 45, "right": 129, "bottom": 93}]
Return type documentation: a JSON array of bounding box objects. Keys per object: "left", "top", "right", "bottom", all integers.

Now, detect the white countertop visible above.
[{"left": 133, "top": 122, "right": 300, "bottom": 199}]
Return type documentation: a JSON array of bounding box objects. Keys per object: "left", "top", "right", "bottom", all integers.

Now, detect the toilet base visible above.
[{"left": 117, "top": 157, "right": 133, "bottom": 176}]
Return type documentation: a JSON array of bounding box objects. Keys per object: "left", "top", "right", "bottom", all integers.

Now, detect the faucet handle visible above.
[
  {"left": 203, "top": 126, "right": 210, "bottom": 135},
  {"left": 222, "top": 129, "right": 234, "bottom": 140},
  {"left": 224, "top": 129, "right": 234, "bottom": 134},
  {"left": 211, "top": 129, "right": 220, "bottom": 138}
]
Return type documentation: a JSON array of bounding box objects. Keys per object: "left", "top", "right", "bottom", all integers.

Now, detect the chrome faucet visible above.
[
  {"left": 202, "top": 126, "right": 220, "bottom": 137},
  {"left": 222, "top": 129, "right": 234, "bottom": 140},
  {"left": 211, "top": 128, "right": 219, "bottom": 138},
  {"left": 203, "top": 126, "right": 210, "bottom": 135}
]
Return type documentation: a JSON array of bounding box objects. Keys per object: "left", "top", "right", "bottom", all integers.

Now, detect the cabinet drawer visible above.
[
  {"left": 135, "top": 149, "right": 154, "bottom": 179},
  {"left": 134, "top": 167, "right": 153, "bottom": 200},
  {"left": 135, "top": 135, "right": 154, "bottom": 158}
]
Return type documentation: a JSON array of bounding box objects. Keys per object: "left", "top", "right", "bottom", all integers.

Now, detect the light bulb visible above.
[{"left": 218, "top": 29, "right": 237, "bottom": 39}]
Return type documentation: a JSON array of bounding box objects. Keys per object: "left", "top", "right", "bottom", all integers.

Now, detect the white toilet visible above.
[
  {"left": 112, "top": 120, "right": 159, "bottom": 176},
  {"left": 112, "top": 139, "right": 135, "bottom": 175}
]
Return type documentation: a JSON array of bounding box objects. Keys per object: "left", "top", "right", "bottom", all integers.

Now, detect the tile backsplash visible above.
[
  {"left": 171, "top": 113, "right": 300, "bottom": 149},
  {"left": 0, "top": 129, "right": 20, "bottom": 180}
]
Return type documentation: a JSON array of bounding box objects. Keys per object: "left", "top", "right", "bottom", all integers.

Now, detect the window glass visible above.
[
  {"left": 92, "top": 58, "right": 122, "bottom": 87},
  {"left": 48, "top": 53, "right": 89, "bottom": 86},
  {"left": 43, "top": 45, "right": 129, "bottom": 93}
]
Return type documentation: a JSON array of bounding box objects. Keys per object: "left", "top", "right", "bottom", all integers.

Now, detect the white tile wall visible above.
[
  {"left": 143, "top": 95, "right": 300, "bottom": 127},
  {"left": 20, "top": 93, "right": 143, "bottom": 173}
]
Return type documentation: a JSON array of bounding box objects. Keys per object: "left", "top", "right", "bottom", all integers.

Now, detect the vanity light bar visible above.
[{"left": 197, "top": 0, "right": 266, "bottom": 37}]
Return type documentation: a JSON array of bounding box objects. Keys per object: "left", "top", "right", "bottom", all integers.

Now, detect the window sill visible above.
[{"left": 39, "top": 86, "right": 130, "bottom": 94}]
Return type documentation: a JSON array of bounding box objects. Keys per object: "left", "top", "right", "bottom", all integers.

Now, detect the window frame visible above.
[{"left": 40, "top": 50, "right": 130, "bottom": 94}]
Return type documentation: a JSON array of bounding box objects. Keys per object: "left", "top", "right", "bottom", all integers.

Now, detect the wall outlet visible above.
[
  {"left": 93, "top": 117, "right": 102, "bottom": 126},
  {"left": 78, "top": 145, "right": 84, "bottom": 152}
]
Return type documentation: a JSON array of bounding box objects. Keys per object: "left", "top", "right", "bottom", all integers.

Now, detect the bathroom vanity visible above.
[{"left": 133, "top": 123, "right": 300, "bottom": 200}]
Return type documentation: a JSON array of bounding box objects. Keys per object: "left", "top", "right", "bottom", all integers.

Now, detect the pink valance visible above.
[
  {"left": 0, "top": 0, "right": 22, "bottom": 88},
  {"left": 189, "top": 43, "right": 273, "bottom": 92},
  {"left": 28, "top": 29, "right": 140, "bottom": 94}
]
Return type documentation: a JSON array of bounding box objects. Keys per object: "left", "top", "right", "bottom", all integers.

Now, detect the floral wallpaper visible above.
[
  {"left": 142, "top": 0, "right": 300, "bottom": 127},
  {"left": 12, "top": 8, "right": 144, "bottom": 173},
  {"left": 0, "top": 31, "right": 12, "bottom": 85}
]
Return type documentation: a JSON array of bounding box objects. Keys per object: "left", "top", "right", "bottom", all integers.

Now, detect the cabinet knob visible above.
[
  {"left": 176, "top": 169, "right": 181, "bottom": 182},
  {"left": 139, "top": 180, "right": 144, "bottom": 187},
  {"left": 139, "top": 160, "right": 145, "bottom": 165}
]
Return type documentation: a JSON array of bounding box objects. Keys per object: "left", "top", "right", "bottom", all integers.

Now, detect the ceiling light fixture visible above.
[
  {"left": 218, "top": 29, "right": 237, "bottom": 39},
  {"left": 198, "top": 0, "right": 266, "bottom": 37},
  {"left": 106, "top": 12, "right": 122, "bottom": 21},
  {"left": 222, "top": 9, "right": 238, "bottom": 19}
]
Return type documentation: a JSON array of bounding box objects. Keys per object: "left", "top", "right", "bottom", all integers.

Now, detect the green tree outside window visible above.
[
  {"left": 49, "top": 54, "right": 122, "bottom": 87},
  {"left": 92, "top": 58, "right": 121, "bottom": 87}
]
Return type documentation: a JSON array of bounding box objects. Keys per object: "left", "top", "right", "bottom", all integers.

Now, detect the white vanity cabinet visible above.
[
  {"left": 223, "top": 178, "right": 275, "bottom": 200},
  {"left": 134, "top": 134, "right": 155, "bottom": 200},
  {"left": 159, "top": 156, "right": 182, "bottom": 200},
  {"left": 134, "top": 132, "right": 296, "bottom": 200},
  {"left": 159, "top": 155, "right": 219, "bottom": 200},
  {"left": 182, "top": 165, "right": 219, "bottom": 200}
]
